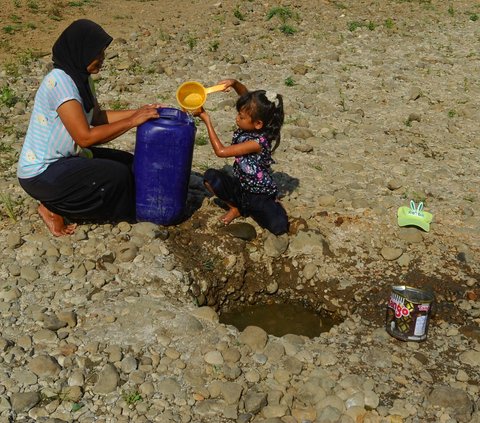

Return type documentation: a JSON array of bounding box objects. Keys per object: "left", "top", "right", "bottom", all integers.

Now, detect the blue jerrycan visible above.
[{"left": 134, "top": 107, "right": 196, "bottom": 225}]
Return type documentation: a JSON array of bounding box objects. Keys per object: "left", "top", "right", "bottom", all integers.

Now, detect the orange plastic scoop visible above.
[{"left": 176, "top": 81, "right": 226, "bottom": 111}]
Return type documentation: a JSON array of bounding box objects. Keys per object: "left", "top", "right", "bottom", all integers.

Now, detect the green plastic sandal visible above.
[{"left": 397, "top": 200, "right": 433, "bottom": 232}]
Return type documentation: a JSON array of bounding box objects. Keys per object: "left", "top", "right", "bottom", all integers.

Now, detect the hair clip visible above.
[{"left": 265, "top": 91, "right": 279, "bottom": 107}]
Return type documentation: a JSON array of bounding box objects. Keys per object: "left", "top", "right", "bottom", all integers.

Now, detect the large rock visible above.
[
  {"left": 28, "top": 355, "right": 61, "bottom": 377},
  {"left": 427, "top": 386, "right": 473, "bottom": 422},
  {"left": 239, "top": 326, "right": 268, "bottom": 352},
  {"left": 93, "top": 363, "right": 120, "bottom": 394}
]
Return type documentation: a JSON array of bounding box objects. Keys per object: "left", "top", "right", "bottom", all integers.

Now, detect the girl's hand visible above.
[
  {"left": 193, "top": 107, "right": 209, "bottom": 122},
  {"left": 217, "top": 79, "right": 248, "bottom": 96},
  {"left": 217, "top": 79, "right": 237, "bottom": 92},
  {"left": 129, "top": 107, "right": 160, "bottom": 127}
]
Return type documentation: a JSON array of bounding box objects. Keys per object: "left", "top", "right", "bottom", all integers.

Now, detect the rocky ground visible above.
[{"left": 1, "top": 0, "right": 480, "bottom": 422}]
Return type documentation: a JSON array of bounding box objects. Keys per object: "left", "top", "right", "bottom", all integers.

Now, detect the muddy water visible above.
[{"left": 219, "top": 303, "right": 336, "bottom": 338}]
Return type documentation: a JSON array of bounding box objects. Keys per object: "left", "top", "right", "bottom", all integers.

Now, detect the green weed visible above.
[
  {"left": 402, "top": 190, "right": 426, "bottom": 204},
  {"left": 266, "top": 6, "right": 294, "bottom": 22},
  {"left": 129, "top": 63, "right": 145, "bottom": 74},
  {"left": 332, "top": 1, "right": 347, "bottom": 9},
  {"left": 0, "top": 86, "right": 18, "bottom": 107},
  {"left": 122, "top": 390, "right": 142, "bottom": 406},
  {"left": 195, "top": 134, "right": 208, "bottom": 146},
  {"left": 0, "top": 193, "right": 18, "bottom": 222},
  {"left": 67, "top": 0, "right": 92, "bottom": 6},
  {"left": 447, "top": 109, "right": 457, "bottom": 118},
  {"left": 187, "top": 35, "right": 197, "bottom": 50},
  {"left": 4, "top": 62, "right": 20, "bottom": 77},
  {"left": 348, "top": 20, "right": 376, "bottom": 31},
  {"left": 27, "top": 0, "right": 39, "bottom": 11},
  {"left": 233, "top": 7, "right": 245, "bottom": 21},
  {"left": 384, "top": 18, "right": 395, "bottom": 29},
  {"left": 196, "top": 161, "right": 212, "bottom": 172},
  {"left": 448, "top": 5, "right": 455, "bottom": 16},
  {"left": 209, "top": 40, "right": 220, "bottom": 52},
  {"left": 110, "top": 99, "right": 128, "bottom": 110},
  {"left": 280, "top": 24, "right": 297, "bottom": 35},
  {"left": 48, "top": 2, "right": 63, "bottom": 20},
  {"left": 202, "top": 258, "right": 216, "bottom": 271},
  {"left": 3, "top": 25, "right": 19, "bottom": 35},
  {"left": 266, "top": 6, "right": 299, "bottom": 35},
  {"left": 469, "top": 13, "right": 479, "bottom": 22},
  {"left": 348, "top": 21, "right": 362, "bottom": 31},
  {"left": 284, "top": 76, "right": 295, "bottom": 87}
]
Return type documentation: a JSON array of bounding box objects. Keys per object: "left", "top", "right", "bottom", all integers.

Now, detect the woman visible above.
[{"left": 17, "top": 19, "right": 160, "bottom": 236}]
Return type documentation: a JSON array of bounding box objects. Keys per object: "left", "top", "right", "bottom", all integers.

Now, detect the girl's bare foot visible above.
[
  {"left": 219, "top": 207, "right": 240, "bottom": 225},
  {"left": 38, "top": 203, "right": 77, "bottom": 236}
]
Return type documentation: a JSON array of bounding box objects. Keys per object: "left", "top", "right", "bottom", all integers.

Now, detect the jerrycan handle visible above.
[{"left": 157, "top": 107, "right": 190, "bottom": 123}]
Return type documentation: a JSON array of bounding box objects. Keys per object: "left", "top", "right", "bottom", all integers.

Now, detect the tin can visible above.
[{"left": 385, "top": 285, "right": 434, "bottom": 342}]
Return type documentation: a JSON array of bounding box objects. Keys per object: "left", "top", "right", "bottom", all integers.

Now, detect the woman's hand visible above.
[
  {"left": 140, "top": 103, "right": 168, "bottom": 109},
  {"left": 128, "top": 107, "right": 160, "bottom": 127}
]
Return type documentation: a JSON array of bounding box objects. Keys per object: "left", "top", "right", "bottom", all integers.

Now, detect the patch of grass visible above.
[
  {"left": 310, "top": 164, "right": 323, "bottom": 172},
  {"left": 348, "top": 21, "right": 362, "bottom": 31},
  {"left": 233, "top": 6, "right": 245, "bottom": 21},
  {"left": 332, "top": 1, "right": 348, "bottom": 9},
  {"left": 0, "top": 193, "right": 18, "bottom": 222},
  {"left": 18, "top": 49, "right": 36, "bottom": 66},
  {"left": 348, "top": 20, "right": 376, "bottom": 31},
  {"left": 10, "top": 14, "right": 22, "bottom": 23},
  {"left": 187, "top": 34, "right": 197, "bottom": 50},
  {"left": 447, "top": 109, "right": 457, "bottom": 118},
  {"left": 209, "top": 40, "right": 219, "bottom": 52},
  {"left": 109, "top": 99, "right": 128, "bottom": 110},
  {"left": 402, "top": 190, "right": 427, "bottom": 204},
  {"left": 202, "top": 258, "right": 216, "bottom": 271},
  {"left": 0, "top": 86, "right": 18, "bottom": 107},
  {"left": 48, "top": 2, "right": 63, "bottom": 21},
  {"left": 266, "top": 6, "right": 294, "bottom": 22},
  {"left": 284, "top": 76, "right": 295, "bottom": 87},
  {"left": 195, "top": 134, "right": 208, "bottom": 146},
  {"left": 447, "top": 5, "right": 455, "bottom": 16},
  {"left": 67, "top": 0, "right": 92, "bottom": 6},
  {"left": 122, "top": 390, "right": 142, "bottom": 407},
  {"left": 280, "top": 24, "right": 297, "bottom": 35},
  {"left": 3, "top": 25, "right": 20, "bottom": 35},
  {"left": 3, "top": 61, "right": 19, "bottom": 77},
  {"left": 266, "top": 6, "right": 299, "bottom": 35},
  {"left": 129, "top": 62, "right": 145, "bottom": 74},
  {"left": 27, "top": 0, "right": 39, "bottom": 11},
  {"left": 469, "top": 13, "right": 479, "bottom": 22},
  {"left": 384, "top": 18, "right": 395, "bottom": 29},
  {"left": 196, "top": 161, "right": 212, "bottom": 172}
]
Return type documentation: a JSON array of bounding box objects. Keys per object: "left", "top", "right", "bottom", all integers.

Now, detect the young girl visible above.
[{"left": 195, "top": 79, "right": 289, "bottom": 235}]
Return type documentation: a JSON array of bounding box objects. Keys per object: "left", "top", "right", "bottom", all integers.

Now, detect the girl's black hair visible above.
[{"left": 236, "top": 90, "right": 284, "bottom": 152}]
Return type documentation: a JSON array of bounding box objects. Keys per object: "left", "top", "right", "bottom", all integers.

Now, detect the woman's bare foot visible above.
[
  {"left": 38, "top": 203, "right": 77, "bottom": 236},
  {"left": 219, "top": 207, "right": 240, "bottom": 225}
]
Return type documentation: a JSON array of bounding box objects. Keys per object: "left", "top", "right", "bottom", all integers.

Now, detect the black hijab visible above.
[{"left": 52, "top": 19, "right": 112, "bottom": 113}]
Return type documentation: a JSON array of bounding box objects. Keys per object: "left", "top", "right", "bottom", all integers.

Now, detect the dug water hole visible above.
[{"left": 219, "top": 302, "right": 336, "bottom": 338}]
